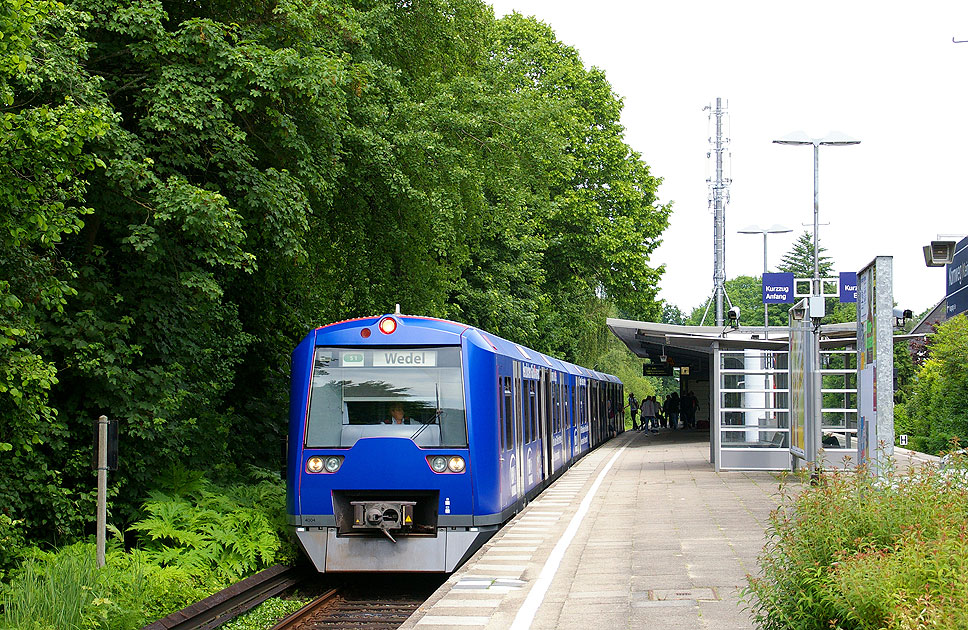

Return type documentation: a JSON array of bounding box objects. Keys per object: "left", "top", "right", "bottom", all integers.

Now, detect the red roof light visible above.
[{"left": 379, "top": 317, "right": 397, "bottom": 334}]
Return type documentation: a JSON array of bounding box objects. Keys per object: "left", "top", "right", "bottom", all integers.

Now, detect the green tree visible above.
[
  {"left": 0, "top": 0, "right": 673, "bottom": 545},
  {"left": 778, "top": 231, "right": 833, "bottom": 279},
  {"left": 474, "top": 13, "right": 669, "bottom": 364},
  {"left": 661, "top": 303, "right": 686, "bottom": 325},
  {"left": 0, "top": 0, "right": 110, "bottom": 539}
]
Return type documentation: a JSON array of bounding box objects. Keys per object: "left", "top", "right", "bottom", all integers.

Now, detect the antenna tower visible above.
[{"left": 700, "top": 97, "right": 732, "bottom": 326}]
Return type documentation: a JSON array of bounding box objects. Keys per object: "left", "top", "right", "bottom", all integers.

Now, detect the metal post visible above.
[
  {"left": 96, "top": 415, "right": 107, "bottom": 568},
  {"left": 713, "top": 98, "right": 725, "bottom": 326},
  {"left": 813, "top": 143, "right": 820, "bottom": 296},
  {"left": 763, "top": 232, "right": 769, "bottom": 339}
]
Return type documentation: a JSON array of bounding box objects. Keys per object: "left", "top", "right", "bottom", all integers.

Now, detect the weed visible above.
[{"left": 743, "top": 457, "right": 968, "bottom": 629}]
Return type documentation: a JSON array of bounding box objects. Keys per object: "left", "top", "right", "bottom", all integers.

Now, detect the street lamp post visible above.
[
  {"left": 773, "top": 131, "right": 859, "bottom": 474},
  {"left": 738, "top": 224, "right": 793, "bottom": 339},
  {"left": 773, "top": 132, "right": 860, "bottom": 296}
]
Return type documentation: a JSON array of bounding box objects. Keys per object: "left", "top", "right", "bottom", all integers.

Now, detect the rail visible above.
[
  {"left": 140, "top": 564, "right": 303, "bottom": 630},
  {"left": 267, "top": 588, "right": 339, "bottom": 630}
]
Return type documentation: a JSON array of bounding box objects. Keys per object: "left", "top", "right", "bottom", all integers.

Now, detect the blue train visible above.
[{"left": 287, "top": 313, "right": 624, "bottom": 572}]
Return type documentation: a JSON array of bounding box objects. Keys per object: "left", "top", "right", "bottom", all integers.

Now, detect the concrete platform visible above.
[{"left": 399, "top": 430, "right": 792, "bottom": 630}]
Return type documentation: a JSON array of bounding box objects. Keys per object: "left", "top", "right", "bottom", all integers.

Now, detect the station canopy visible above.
[{"left": 606, "top": 317, "right": 857, "bottom": 376}]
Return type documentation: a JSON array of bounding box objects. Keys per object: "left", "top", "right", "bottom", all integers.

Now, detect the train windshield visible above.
[{"left": 304, "top": 346, "right": 467, "bottom": 448}]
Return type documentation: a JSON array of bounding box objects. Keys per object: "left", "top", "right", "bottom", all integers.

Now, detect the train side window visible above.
[
  {"left": 551, "top": 383, "right": 558, "bottom": 433},
  {"left": 514, "top": 375, "right": 523, "bottom": 446},
  {"left": 503, "top": 377, "right": 513, "bottom": 449},
  {"left": 528, "top": 381, "right": 537, "bottom": 442},
  {"left": 521, "top": 380, "right": 530, "bottom": 443},
  {"left": 498, "top": 376, "right": 505, "bottom": 451},
  {"left": 553, "top": 384, "right": 560, "bottom": 433}
]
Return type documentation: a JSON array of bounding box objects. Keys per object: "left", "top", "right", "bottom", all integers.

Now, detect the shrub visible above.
[
  {"left": 897, "top": 314, "right": 968, "bottom": 455},
  {"left": 0, "top": 515, "right": 29, "bottom": 582},
  {"left": 744, "top": 458, "right": 968, "bottom": 629}
]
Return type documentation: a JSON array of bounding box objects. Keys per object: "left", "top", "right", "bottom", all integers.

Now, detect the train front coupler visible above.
[{"left": 350, "top": 500, "right": 417, "bottom": 543}]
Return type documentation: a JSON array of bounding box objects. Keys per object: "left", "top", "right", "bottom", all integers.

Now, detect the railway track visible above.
[
  {"left": 269, "top": 576, "right": 442, "bottom": 630},
  {"left": 139, "top": 565, "right": 442, "bottom": 630}
]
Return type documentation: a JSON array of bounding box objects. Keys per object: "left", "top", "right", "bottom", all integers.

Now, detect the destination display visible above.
[
  {"left": 643, "top": 363, "right": 673, "bottom": 377},
  {"left": 374, "top": 350, "right": 437, "bottom": 367},
  {"left": 341, "top": 350, "right": 439, "bottom": 367}
]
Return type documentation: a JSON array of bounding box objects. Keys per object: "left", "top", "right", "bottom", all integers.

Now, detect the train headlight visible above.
[
  {"left": 379, "top": 317, "right": 397, "bottom": 334},
  {"left": 323, "top": 456, "right": 343, "bottom": 473},
  {"left": 306, "top": 456, "right": 324, "bottom": 473},
  {"left": 429, "top": 456, "right": 448, "bottom": 473},
  {"left": 448, "top": 456, "right": 465, "bottom": 473}
]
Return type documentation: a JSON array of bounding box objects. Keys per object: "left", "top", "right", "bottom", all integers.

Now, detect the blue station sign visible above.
[
  {"left": 947, "top": 236, "right": 968, "bottom": 319},
  {"left": 763, "top": 272, "right": 794, "bottom": 304},
  {"left": 839, "top": 272, "right": 857, "bottom": 303}
]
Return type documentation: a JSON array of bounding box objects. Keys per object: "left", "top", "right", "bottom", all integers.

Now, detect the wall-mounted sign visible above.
[
  {"left": 643, "top": 363, "right": 673, "bottom": 377},
  {"left": 763, "top": 272, "right": 795, "bottom": 304},
  {"left": 839, "top": 271, "right": 857, "bottom": 303},
  {"left": 947, "top": 236, "right": 968, "bottom": 318}
]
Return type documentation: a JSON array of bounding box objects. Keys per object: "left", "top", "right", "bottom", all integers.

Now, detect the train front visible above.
[{"left": 288, "top": 315, "right": 489, "bottom": 572}]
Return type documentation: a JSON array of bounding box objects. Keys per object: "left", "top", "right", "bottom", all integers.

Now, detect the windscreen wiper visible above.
[{"left": 410, "top": 385, "right": 441, "bottom": 441}]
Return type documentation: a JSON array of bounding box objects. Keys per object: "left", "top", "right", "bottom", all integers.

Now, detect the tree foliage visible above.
[
  {"left": 778, "top": 231, "right": 833, "bottom": 279},
  {"left": 896, "top": 314, "right": 968, "bottom": 455},
  {"left": 0, "top": 0, "right": 670, "bottom": 543}
]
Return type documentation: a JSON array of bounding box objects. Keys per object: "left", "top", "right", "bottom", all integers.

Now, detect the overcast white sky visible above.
[{"left": 488, "top": 0, "right": 967, "bottom": 318}]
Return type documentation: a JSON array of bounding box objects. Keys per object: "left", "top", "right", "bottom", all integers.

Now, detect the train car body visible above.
[{"left": 287, "top": 314, "right": 623, "bottom": 572}]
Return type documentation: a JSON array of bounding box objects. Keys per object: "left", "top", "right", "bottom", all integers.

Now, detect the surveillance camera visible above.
[{"left": 728, "top": 306, "right": 740, "bottom": 321}]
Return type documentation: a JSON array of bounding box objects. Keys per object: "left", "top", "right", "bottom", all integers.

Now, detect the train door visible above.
[
  {"left": 540, "top": 369, "right": 551, "bottom": 481},
  {"left": 513, "top": 362, "right": 525, "bottom": 501},
  {"left": 550, "top": 373, "right": 561, "bottom": 471},
  {"left": 499, "top": 373, "right": 515, "bottom": 508},
  {"left": 567, "top": 378, "right": 576, "bottom": 458}
]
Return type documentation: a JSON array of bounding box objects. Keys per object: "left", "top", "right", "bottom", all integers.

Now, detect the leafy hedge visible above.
[
  {"left": 744, "top": 457, "right": 968, "bottom": 629},
  {"left": 895, "top": 314, "right": 968, "bottom": 455}
]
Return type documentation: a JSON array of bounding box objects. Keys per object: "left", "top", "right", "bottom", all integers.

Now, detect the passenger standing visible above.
[
  {"left": 682, "top": 391, "right": 699, "bottom": 429},
  {"left": 664, "top": 394, "right": 679, "bottom": 430},
  {"left": 628, "top": 392, "right": 639, "bottom": 431},
  {"left": 641, "top": 396, "right": 658, "bottom": 433}
]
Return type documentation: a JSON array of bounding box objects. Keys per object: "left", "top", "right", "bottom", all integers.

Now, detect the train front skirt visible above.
[{"left": 294, "top": 525, "right": 498, "bottom": 572}]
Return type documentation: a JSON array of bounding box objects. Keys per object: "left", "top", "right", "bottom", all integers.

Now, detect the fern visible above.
[{"left": 129, "top": 471, "right": 286, "bottom": 581}]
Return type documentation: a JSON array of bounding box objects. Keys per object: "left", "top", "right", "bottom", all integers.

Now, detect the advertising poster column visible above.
[
  {"left": 788, "top": 299, "right": 813, "bottom": 469},
  {"left": 856, "top": 256, "right": 894, "bottom": 476}
]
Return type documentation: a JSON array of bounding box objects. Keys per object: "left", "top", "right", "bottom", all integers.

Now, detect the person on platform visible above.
[
  {"left": 641, "top": 396, "right": 658, "bottom": 433},
  {"left": 664, "top": 393, "right": 679, "bottom": 430},
  {"left": 628, "top": 392, "right": 640, "bottom": 431}
]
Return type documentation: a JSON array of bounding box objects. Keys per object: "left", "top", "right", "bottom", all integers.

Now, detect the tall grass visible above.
[
  {"left": 0, "top": 468, "right": 294, "bottom": 630},
  {"left": 744, "top": 456, "right": 968, "bottom": 629},
  {"left": 0, "top": 544, "right": 100, "bottom": 630}
]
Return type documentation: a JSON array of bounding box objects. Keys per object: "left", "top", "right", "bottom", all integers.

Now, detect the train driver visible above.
[{"left": 385, "top": 402, "right": 413, "bottom": 425}]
